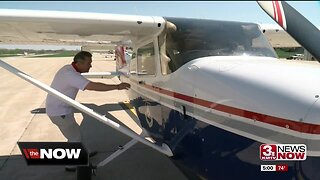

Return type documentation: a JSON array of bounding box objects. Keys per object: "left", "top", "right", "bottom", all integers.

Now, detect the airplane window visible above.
[
  {"left": 137, "top": 42, "right": 156, "bottom": 76},
  {"left": 129, "top": 52, "right": 137, "bottom": 74},
  {"left": 162, "top": 18, "right": 278, "bottom": 72}
]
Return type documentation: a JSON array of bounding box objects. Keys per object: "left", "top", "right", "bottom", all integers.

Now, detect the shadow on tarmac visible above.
[{"left": 1, "top": 102, "right": 187, "bottom": 180}]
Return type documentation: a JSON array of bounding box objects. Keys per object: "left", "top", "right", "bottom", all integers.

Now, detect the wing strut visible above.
[
  {"left": 97, "top": 139, "right": 138, "bottom": 168},
  {"left": 81, "top": 72, "right": 118, "bottom": 79},
  {"left": 0, "top": 59, "right": 173, "bottom": 157}
]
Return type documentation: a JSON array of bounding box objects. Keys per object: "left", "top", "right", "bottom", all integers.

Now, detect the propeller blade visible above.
[{"left": 257, "top": 1, "right": 320, "bottom": 62}]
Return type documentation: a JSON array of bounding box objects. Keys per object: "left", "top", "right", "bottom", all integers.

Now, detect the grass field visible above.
[
  {"left": 0, "top": 54, "right": 22, "bottom": 57},
  {"left": 27, "top": 51, "right": 77, "bottom": 58},
  {"left": 274, "top": 48, "right": 304, "bottom": 59},
  {"left": 275, "top": 49, "right": 297, "bottom": 59},
  {"left": 0, "top": 49, "right": 78, "bottom": 58}
]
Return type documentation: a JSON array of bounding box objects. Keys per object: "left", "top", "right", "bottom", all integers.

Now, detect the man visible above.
[{"left": 45, "top": 51, "right": 130, "bottom": 171}]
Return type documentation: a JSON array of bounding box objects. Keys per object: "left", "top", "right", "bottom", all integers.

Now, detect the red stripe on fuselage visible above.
[{"left": 130, "top": 79, "right": 320, "bottom": 134}]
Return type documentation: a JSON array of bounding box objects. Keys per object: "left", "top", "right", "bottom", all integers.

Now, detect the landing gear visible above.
[
  {"left": 76, "top": 163, "right": 97, "bottom": 180},
  {"left": 76, "top": 140, "right": 139, "bottom": 180}
]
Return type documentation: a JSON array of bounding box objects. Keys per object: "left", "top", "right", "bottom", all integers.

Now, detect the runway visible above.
[{"left": 0, "top": 54, "right": 187, "bottom": 180}]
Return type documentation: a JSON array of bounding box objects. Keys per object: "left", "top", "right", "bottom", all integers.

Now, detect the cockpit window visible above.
[
  {"left": 137, "top": 42, "right": 156, "bottom": 76},
  {"left": 160, "top": 17, "right": 277, "bottom": 73}
]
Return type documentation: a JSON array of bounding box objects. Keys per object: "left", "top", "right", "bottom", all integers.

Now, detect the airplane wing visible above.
[
  {"left": 0, "top": 9, "right": 172, "bottom": 160},
  {"left": 0, "top": 9, "right": 165, "bottom": 79},
  {"left": 0, "top": 9, "right": 165, "bottom": 47}
]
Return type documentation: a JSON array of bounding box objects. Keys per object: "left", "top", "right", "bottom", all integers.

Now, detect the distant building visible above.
[{"left": 262, "top": 26, "right": 315, "bottom": 61}]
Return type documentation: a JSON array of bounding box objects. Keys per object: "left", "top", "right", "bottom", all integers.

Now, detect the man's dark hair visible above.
[{"left": 73, "top": 51, "right": 92, "bottom": 63}]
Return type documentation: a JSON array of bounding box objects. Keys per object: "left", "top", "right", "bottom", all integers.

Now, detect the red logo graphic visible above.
[
  {"left": 276, "top": 164, "right": 288, "bottom": 172},
  {"left": 23, "top": 148, "right": 40, "bottom": 159},
  {"left": 260, "top": 144, "right": 277, "bottom": 160},
  {"left": 260, "top": 144, "right": 307, "bottom": 161}
]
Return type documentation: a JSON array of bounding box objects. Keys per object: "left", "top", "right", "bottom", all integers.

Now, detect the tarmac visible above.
[{"left": 0, "top": 54, "right": 187, "bottom": 180}]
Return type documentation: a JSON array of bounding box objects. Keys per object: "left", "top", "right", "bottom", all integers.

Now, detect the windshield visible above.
[{"left": 162, "top": 18, "right": 277, "bottom": 71}]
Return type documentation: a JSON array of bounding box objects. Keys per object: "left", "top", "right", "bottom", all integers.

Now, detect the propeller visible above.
[{"left": 257, "top": 1, "right": 320, "bottom": 62}]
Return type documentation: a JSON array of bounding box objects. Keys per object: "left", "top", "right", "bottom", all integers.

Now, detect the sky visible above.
[{"left": 0, "top": 1, "right": 319, "bottom": 50}]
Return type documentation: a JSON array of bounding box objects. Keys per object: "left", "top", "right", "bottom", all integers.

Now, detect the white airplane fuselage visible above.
[{"left": 117, "top": 18, "right": 320, "bottom": 179}]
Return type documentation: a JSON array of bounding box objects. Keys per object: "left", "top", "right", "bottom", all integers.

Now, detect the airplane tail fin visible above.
[{"left": 257, "top": 1, "right": 320, "bottom": 62}]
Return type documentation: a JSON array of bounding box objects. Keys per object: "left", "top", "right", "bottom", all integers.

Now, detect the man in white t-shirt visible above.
[{"left": 46, "top": 51, "right": 130, "bottom": 171}]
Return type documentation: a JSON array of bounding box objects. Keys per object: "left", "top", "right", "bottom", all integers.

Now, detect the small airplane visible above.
[{"left": 0, "top": 1, "right": 320, "bottom": 179}]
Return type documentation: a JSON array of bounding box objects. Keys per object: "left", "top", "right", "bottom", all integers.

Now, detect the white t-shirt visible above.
[{"left": 46, "top": 64, "right": 90, "bottom": 116}]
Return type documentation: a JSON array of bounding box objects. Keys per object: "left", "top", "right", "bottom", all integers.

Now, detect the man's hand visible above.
[{"left": 118, "top": 82, "right": 130, "bottom": 90}]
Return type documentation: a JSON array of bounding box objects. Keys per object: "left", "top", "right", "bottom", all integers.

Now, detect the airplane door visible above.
[
  {"left": 157, "top": 31, "right": 197, "bottom": 145},
  {"left": 133, "top": 41, "right": 163, "bottom": 138}
]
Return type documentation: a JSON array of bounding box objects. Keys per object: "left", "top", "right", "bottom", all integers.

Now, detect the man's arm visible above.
[{"left": 85, "top": 82, "right": 130, "bottom": 91}]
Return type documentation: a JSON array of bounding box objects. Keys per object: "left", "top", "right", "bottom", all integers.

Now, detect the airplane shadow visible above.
[
  {"left": 30, "top": 103, "right": 130, "bottom": 114},
  {"left": 30, "top": 108, "right": 46, "bottom": 114},
  {"left": 0, "top": 155, "right": 76, "bottom": 180},
  {"left": 77, "top": 103, "right": 186, "bottom": 180},
  {"left": 77, "top": 103, "right": 133, "bottom": 153},
  {"left": 29, "top": 102, "right": 142, "bottom": 154},
  {"left": 10, "top": 102, "right": 187, "bottom": 180}
]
